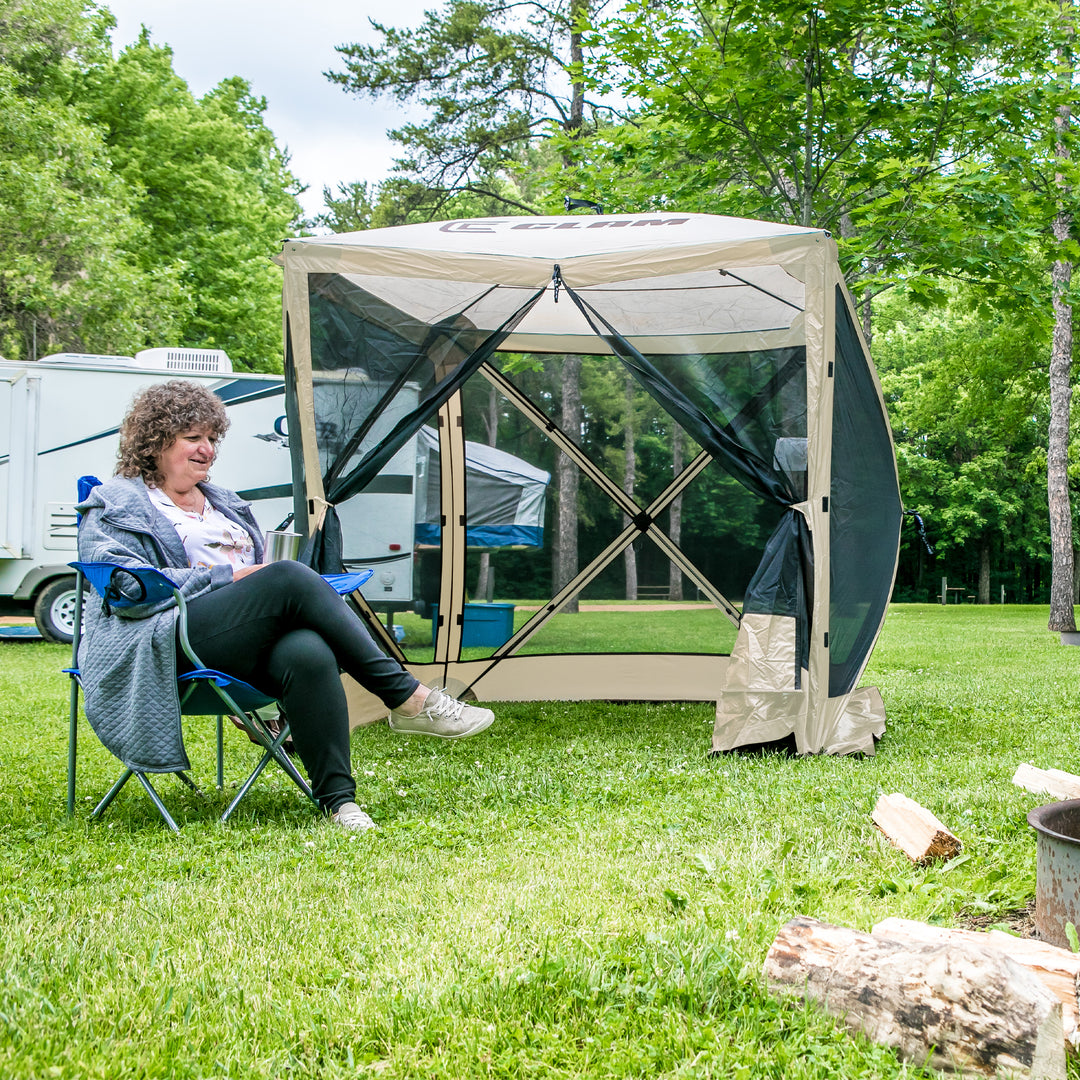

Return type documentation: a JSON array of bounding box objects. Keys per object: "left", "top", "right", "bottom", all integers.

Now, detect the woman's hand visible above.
[{"left": 232, "top": 563, "right": 266, "bottom": 581}]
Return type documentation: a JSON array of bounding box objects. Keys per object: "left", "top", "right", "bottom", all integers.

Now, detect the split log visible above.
[
  {"left": 872, "top": 792, "right": 962, "bottom": 864},
  {"left": 872, "top": 917, "right": 1080, "bottom": 1050},
  {"left": 1012, "top": 764, "right": 1080, "bottom": 803},
  {"left": 765, "top": 916, "right": 1065, "bottom": 1079}
]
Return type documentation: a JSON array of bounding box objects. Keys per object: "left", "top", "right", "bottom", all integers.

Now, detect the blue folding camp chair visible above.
[{"left": 65, "top": 476, "right": 373, "bottom": 831}]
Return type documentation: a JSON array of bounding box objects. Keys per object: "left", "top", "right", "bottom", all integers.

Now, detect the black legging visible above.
[{"left": 175, "top": 560, "right": 419, "bottom": 813}]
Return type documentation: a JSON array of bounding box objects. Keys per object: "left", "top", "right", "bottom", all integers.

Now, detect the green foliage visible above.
[
  {"left": 328, "top": 0, "right": 605, "bottom": 219},
  {"left": 0, "top": 2, "right": 300, "bottom": 368},
  {"left": 874, "top": 286, "right": 1052, "bottom": 600},
  {"left": 81, "top": 30, "right": 302, "bottom": 371},
  {"left": 574, "top": 0, "right": 1060, "bottom": 301},
  {"left": 0, "top": 0, "right": 180, "bottom": 361}
]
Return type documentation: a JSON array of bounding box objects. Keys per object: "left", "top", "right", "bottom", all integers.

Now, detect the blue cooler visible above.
[{"left": 431, "top": 603, "right": 515, "bottom": 647}]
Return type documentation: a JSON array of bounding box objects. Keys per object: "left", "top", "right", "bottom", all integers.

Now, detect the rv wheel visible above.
[{"left": 34, "top": 576, "right": 81, "bottom": 644}]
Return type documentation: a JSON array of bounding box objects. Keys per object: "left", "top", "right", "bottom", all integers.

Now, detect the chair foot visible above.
[
  {"left": 92, "top": 768, "right": 134, "bottom": 819},
  {"left": 134, "top": 773, "right": 181, "bottom": 833}
]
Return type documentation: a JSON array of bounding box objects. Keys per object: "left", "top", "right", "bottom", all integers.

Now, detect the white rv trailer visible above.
[
  {"left": 1, "top": 350, "right": 547, "bottom": 642},
  {"left": 0, "top": 349, "right": 298, "bottom": 641}
]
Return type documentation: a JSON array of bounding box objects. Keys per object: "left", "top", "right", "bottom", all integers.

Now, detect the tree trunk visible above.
[
  {"left": 978, "top": 540, "right": 991, "bottom": 604},
  {"left": 474, "top": 383, "right": 499, "bottom": 602},
  {"left": 623, "top": 374, "right": 638, "bottom": 600},
  {"left": 555, "top": 355, "right": 581, "bottom": 613},
  {"left": 1049, "top": 23, "right": 1076, "bottom": 633},
  {"left": 567, "top": 0, "right": 584, "bottom": 136},
  {"left": 1049, "top": 211, "right": 1075, "bottom": 630},
  {"left": 668, "top": 424, "right": 684, "bottom": 601}
]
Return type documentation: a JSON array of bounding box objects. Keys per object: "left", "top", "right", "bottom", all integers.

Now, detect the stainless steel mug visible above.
[{"left": 263, "top": 529, "right": 301, "bottom": 562}]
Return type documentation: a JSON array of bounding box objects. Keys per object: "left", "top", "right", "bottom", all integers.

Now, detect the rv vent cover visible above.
[{"left": 135, "top": 348, "right": 233, "bottom": 373}]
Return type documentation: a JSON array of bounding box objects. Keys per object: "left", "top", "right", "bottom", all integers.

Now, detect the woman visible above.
[{"left": 77, "top": 380, "right": 493, "bottom": 831}]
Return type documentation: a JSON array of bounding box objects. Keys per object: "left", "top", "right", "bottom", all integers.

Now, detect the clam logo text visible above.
[{"left": 439, "top": 217, "right": 690, "bottom": 233}]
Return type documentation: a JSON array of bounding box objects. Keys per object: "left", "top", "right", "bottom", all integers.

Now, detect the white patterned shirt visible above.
[{"left": 148, "top": 485, "right": 257, "bottom": 570}]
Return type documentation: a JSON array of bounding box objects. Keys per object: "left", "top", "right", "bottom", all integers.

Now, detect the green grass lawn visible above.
[
  {"left": 0, "top": 603, "right": 1077, "bottom": 1078},
  {"left": 394, "top": 602, "right": 739, "bottom": 664}
]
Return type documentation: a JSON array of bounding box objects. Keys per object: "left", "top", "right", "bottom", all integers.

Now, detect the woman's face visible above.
[{"left": 157, "top": 427, "right": 217, "bottom": 491}]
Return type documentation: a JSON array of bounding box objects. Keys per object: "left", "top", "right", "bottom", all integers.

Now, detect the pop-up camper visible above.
[{"left": 276, "top": 213, "right": 903, "bottom": 755}]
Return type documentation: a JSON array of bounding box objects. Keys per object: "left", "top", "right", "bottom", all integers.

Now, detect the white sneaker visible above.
[
  {"left": 331, "top": 802, "right": 377, "bottom": 831},
  {"left": 388, "top": 687, "right": 495, "bottom": 739}
]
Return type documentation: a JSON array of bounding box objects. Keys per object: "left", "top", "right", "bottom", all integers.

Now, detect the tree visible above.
[
  {"left": 622, "top": 373, "right": 638, "bottom": 599},
  {"left": 0, "top": 0, "right": 179, "bottom": 360},
  {"left": 81, "top": 30, "right": 302, "bottom": 370},
  {"left": 555, "top": 355, "right": 583, "bottom": 611},
  {"left": 669, "top": 424, "right": 685, "bottom": 600},
  {"left": 579, "top": 0, "right": 1055, "bottom": 319},
  {"left": 328, "top": 0, "right": 607, "bottom": 218},
  {"left": 874, "top": 288, "right": 1050, "bottom": 603},
  {"left": 1047, "top": 0, "right": 1076, "bottom": 631},
  {"left": 309, "top": 181, "right": 375, "bottom": 233}
]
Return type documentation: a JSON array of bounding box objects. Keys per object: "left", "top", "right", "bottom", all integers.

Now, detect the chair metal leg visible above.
[
  {"left": 66, "top": 574, "right": 85, "bottom": 818},
  {"left": 67, "top": 679, "right": 79, "bottom": 816},
  {"left": 91, "top": 768, "right": 192, "bottom": 831},
  {"left": 216, "top": 714, "right": 224, "bottom": 789},
  {"left": 267, "top": 736, "right": 315, "bottom": 801},
  {"left": 134, "top": 773, "right": 181, "bottom": 834},
  {"left": 175, "top": 770, "right": 205, "bottom": 797},
  {"left": 221, "top": 723, "right": 315, "bottom": 822},
  {"left": 92, "top": 768, "right": 134, "bottom": 818},
  {"left": 221, "top": 751, "right": 274, "bottom": 822}
]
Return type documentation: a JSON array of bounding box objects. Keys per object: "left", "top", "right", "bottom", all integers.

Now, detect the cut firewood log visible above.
[
  {"left": 1012, "top": 764, "right": 1080, "bottom": 802},
  {"left": 871, "top": 792, "right": 962, "bottom": 864},
  {"left": 765, "top": 916, "right": 1066, "bottom": 1080},
  {"left": 873, "top": 917, "right": 1080, "bottom": 1051}
]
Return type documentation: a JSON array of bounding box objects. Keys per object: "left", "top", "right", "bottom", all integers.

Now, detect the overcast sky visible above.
[{"left": 106, "top": 0, "right": 430, "bottom": 221}]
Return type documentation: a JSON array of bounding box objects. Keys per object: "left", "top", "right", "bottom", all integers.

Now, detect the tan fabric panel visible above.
[
  {"left": 710, "top": 614, "right": 807, "bottom": 752},
  {"left": 499, "top": 325, "right": 809, "bottom": 356},
  {"left": 721, "top": 613, "right": 798, "bottom": 692},
  {"left": 815, "top": 685, "right": 886, "bottom": 756},
  {"left": 281, "top": 265, "right": 325, "bottom": 526},
  {"left": 801, "top": 246, "right": 836, "bottom": 753},
  {"left": 712, "top": 688, "right": 809, "bottom": 753},
  {"left": 279, "top": 213, "right": 819, "bottom": 266},
  {"left": 276, "top": 230, "right": 828, "bottom": 289},
  {"left": 467, "top": 652, "right": 727, "bottom": 702},
  {"left": 344, "top": 654, "right": 731, "bottom": 730}
]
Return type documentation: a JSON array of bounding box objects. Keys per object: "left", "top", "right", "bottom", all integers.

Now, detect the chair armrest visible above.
[
  {"left": 68, "top": 562, "right": 179, "bottom": 608},
  {"left": 322, "top": 569, "right": 374, "bottom": 595}
]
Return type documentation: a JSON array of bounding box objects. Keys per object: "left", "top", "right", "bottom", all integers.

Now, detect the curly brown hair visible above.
[{"left": 116, "top": 380, "right": 230, "bottom": 485}]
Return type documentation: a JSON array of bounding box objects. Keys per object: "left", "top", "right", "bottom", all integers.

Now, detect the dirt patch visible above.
[{"left": 958, "top": 899, "right": 1039, "bottom": 939}]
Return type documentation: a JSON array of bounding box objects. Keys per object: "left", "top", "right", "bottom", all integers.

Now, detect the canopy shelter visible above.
[{"left": 276, "top": 213, "right": 902, "bottom": 755}]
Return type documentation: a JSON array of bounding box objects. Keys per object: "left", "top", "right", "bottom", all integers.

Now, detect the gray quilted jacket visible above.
[{"left": 76, "top": 476, "right": 264, "bottom": 773}]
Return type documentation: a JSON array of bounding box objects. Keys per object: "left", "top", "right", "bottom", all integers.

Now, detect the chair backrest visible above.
[
  {"left": 70, "top": 475, "right": 104, "bottom": 659},
  {"left": 77, "top": 475, "right": 103, "bottom": 507}
]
